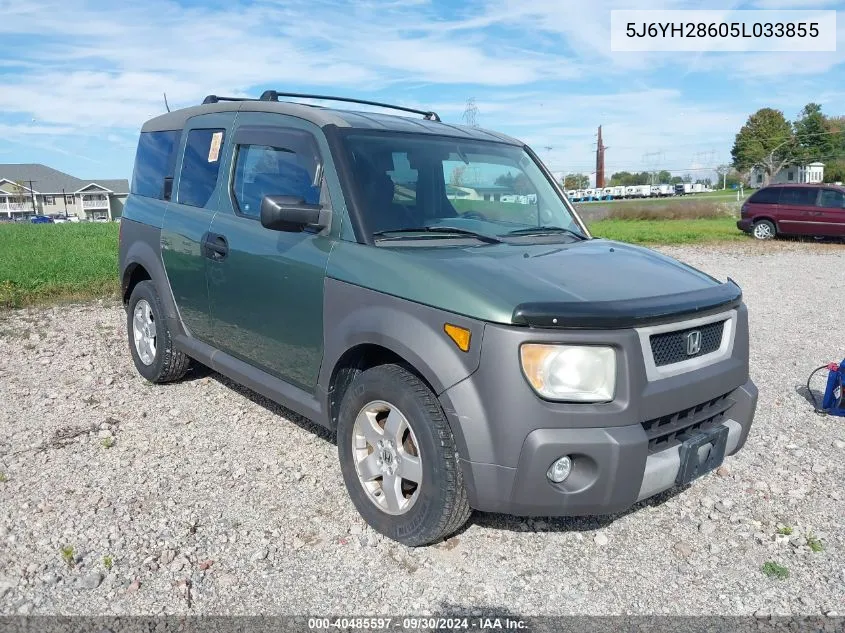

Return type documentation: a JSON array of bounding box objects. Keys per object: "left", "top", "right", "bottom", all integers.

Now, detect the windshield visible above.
[{"left": 341, "top": 133, "right": 585, "bottom": 242}]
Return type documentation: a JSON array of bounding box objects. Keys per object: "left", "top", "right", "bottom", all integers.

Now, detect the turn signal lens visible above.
[{"left": 444, "top": 324, "right": 471, "bottom": 352}]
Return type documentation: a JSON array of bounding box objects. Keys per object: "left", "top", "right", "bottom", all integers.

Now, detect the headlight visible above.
[{"left": 520, "top": 344, "right": 616, "bottom": 402}]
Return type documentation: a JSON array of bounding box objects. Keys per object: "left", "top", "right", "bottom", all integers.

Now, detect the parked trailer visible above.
[
  {"left": 652, "top": 184, "right": 673, "bottom": 197},
  {"left": 691, "top": 183, "right": 705, "bottom": 194},
  {"left": 675, "top": 183, "right": 693, "bottom": 195},
  {"left": 611, "top": 186, "right": 627, "bottom": 199}
]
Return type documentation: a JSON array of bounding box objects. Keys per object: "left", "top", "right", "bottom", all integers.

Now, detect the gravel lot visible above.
[{"left": 0, "top": 241, "right": 843, "bottom": 617}]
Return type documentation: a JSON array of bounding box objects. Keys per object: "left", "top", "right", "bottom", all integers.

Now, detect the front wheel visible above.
[
  {"left": 752, "top": 219, "right": 776, "bottom": 240},
  {"left": 337, "top": 364, "right": 470, "bottom": 546}
]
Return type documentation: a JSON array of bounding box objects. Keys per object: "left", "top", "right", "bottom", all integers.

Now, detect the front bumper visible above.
[{"left": 438, "top": 311, "right": 757, "bottom": 516}]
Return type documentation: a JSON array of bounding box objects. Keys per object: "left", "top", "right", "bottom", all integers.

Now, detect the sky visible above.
[{"left": 0, "top": 0, "right": 843, "bottom": 184}]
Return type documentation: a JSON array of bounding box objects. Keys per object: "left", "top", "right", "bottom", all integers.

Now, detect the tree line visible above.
[
  {"left": 557, "top": 103, "right": 844, "bottom": 191},
  {"left": 560, "top": 171, "right": 720, "bottom": 190},
  {"left": 731, "top": 103, "right": 845, "bottom": 185}
]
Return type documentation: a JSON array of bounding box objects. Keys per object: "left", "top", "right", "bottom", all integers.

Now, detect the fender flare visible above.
[
  {"left": 120, "top": 221, "right": 184, "bottom": 335},
  {"left": 318, "top": 279, "right": 484, "bottom": 451}
]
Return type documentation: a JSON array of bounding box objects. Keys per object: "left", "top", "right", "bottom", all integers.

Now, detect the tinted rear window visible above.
[
  {"left": 131, "top": 130, "right": 180, "bottom": 199},
  {"left": 177, "top": 129, "right": 226, "bottom": 208},
  {"left": 748, "top": 187, "right": 781, "bottom": 204},
  {"left": 818, "top": 189, "right": 845, "bottom": 209},
  {"left": 780, "top": 187, "right": 818, "bottom": 207}
]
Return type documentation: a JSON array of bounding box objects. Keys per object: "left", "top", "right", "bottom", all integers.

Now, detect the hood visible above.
[{"left": 327, "top": 238, "right": 738, "bottom": 326}]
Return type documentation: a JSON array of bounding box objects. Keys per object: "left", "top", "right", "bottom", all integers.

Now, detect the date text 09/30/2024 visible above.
[{"left": 308, "top": 617, "right": 528, "bottom": 630}]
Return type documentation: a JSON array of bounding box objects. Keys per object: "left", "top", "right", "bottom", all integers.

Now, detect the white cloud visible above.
[
  {"left": 463, "top": 89, "right": 748, "bottom": 178},
  {"left": 0, "top": 0, "right": 841, "bottom": 177}
]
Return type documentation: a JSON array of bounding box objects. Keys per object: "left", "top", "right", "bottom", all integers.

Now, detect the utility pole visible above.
[
  {"left": 62, "top": 188, "right": 68, "bottom": 217},
  {"left": 27, "top": 180, "right": 38, "bottom": 216},
  {"left": 595, "top": 126, "right": 607, "bottom": 189}
]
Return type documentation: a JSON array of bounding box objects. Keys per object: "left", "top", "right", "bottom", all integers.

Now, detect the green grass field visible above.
[
  {"left": 588, "top": 217, "right": 742, "bottom": 244},
  {"left": 0, "top": 223, "right": 120, "bottom": 309},
  {"left": 0, "top": 217, "right": 744, "bottom": 308}
]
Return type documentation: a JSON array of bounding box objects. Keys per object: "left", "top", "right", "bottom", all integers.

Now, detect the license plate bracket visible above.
[{"left": 675, "top": 424, "right": 729, "bottom": 486}]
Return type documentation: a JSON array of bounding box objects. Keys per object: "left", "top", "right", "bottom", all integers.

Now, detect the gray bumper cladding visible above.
[
  {"left": 637, "top": 418, "right": 740, "bottom": 502},
  {"left": 456, "top": 379, "right": 758, "bottom": 517}
]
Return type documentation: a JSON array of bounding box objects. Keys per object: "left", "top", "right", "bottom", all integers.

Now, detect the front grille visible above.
[
  {"left": 650, "top": 320, "right": 725, "bottom": 367},
  {"left": 641, "top": 392, "right": 733, "bottom": 453}
]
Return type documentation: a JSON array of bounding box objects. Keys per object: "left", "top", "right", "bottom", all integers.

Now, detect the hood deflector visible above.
[{"left": 512, "top": 279, "right": 743, "bottom": 329}]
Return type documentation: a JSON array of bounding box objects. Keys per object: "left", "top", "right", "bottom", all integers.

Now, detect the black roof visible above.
[{"left": 141, "top": 99, "right": 522, "bottom": 146}]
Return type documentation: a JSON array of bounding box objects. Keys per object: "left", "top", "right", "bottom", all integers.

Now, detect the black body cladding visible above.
[{"left": 511, "top": 280, "right": 743, "bottom": 329}]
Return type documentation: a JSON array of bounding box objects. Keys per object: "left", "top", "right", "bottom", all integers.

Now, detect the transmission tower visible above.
[
  {"left": 642, "top": 151, "right": 664, "bottom": 184},
  {"left": 462, "top": 98, "right": 479, "bottom": 128},
  {"left": 693, "top": 150, "right": 717, "bottom": 167}
]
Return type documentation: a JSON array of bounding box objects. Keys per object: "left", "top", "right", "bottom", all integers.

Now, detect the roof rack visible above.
[
  {"left": 258, "top": 90, "right": 441, "bottom": 122},
  {"left": 201, "top": 95, "right": 255, "bottom": 105}
]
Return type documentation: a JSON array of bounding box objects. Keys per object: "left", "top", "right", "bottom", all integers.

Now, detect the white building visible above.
[
  {"left": 750, "top": 162, "right": 825, "bottom": 187},
  {"left": 0, "top": 164, "right": 128, "bottom": 221}
]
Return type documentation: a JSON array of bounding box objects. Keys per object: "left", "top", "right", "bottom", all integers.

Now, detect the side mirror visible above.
[{"left": 260, "top": 195, "right": 327, "bottom": 233}]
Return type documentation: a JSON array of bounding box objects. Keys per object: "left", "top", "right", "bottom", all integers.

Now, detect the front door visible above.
[
  {"left": 206, "top": 114, "right": 337, "bottom": 392},
  {"left": 813, "top": 188, "right": 845, "bottom": 237},
  {"left": 161, "top": 112, "right": 236, "bottom": 342},
  {"left": 776, "top": 186, "right": 820, "bottom": 235}
]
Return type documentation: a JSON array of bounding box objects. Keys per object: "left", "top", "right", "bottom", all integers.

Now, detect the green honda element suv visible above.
[{"left": 119, "top": 91, "right": 758, "bottom": 546}]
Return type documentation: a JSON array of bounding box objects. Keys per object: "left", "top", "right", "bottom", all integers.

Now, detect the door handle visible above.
[{"left": 202, "top": 232, "right": 229, "bottom": 260}]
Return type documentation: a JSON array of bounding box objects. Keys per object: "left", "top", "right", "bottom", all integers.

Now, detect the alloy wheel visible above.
[
  {"left": 753, "top": 222, "right": 774, "bottom": 239},
  {"left": 351, "top": 400, "right": 423, "bottom": 515},
  {"left": 132, "top": 299, "right": 157, "bottom": 365}
]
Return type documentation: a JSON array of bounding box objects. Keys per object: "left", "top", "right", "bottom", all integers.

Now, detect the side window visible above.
[
  {"left": 131, "top": 130, "right": 180, "bottom": 200},
  {"left": 177, "top": 129, "right": 226, "bottom": 208},
  {"left": 748, "top": 187, "right": 780, "bottom": 204},
  {"left": 818, "top": 189, "right": 845, "bottom": 209},
  {"left": 232, "top": 131, "right": 321, "bottom": 219},
  {"left": 780, "top": 187, "right": 818, "bottom": 207}
]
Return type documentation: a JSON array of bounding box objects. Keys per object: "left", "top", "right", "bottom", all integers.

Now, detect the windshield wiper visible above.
[
  {"left": 373, "top": 226, "right": 502, "bottom": 244},
  {"left": 502, "top": 226, "right": 587, "bottom": 240}
]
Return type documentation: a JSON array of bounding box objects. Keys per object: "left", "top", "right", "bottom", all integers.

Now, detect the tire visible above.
[
  {"left": 337, "top": 364, "right": 471, "bottom": 546},
  {"left": 752, "top": 219, "right": 776, "bottom": 240},
  {"left": 127, "top": 280, "right": 190, "bottom": 383}
]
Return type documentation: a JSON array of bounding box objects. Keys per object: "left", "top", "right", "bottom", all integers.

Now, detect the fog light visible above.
[{"left": 547, "top": 455, "right": 572, "bottom": 483}]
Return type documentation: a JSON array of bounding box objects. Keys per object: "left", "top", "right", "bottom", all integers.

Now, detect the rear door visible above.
[
  {"left": 775, "top": 186, "right": 819, "bottom": 235},
  {"left": 206, "top": 112, "right": 339, "bottom": 392},
  {"left": 161, "top": 112, "right": 236, "bottom": 342},
  {"left": 811, "top": 188, "right": 845, "bottom": 236}
]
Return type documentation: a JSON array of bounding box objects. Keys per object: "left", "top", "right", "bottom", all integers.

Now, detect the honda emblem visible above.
[{"left": 686, "top": 330, "right": 702, "bottom": 356}]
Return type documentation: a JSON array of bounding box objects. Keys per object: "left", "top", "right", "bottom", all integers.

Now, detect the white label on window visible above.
[{"left": 208, "top": 132, "right": 223, "bottom": 163}]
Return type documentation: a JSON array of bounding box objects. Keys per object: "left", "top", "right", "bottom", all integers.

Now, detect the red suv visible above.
[{"left": 737, "top": 183, "right": 845, "bottom": 240}]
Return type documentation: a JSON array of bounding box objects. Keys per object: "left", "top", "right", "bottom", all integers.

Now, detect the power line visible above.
[
  {"left": 579, "top": 128, "right": 844, "bottom": 153},
  {"left": 553, "top": 147, "right": 845, "bottom": 173}
]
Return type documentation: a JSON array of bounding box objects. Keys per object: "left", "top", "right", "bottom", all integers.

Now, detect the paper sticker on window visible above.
[{"left": 208, "top": 131, "right": 223, "bottom": 163}]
